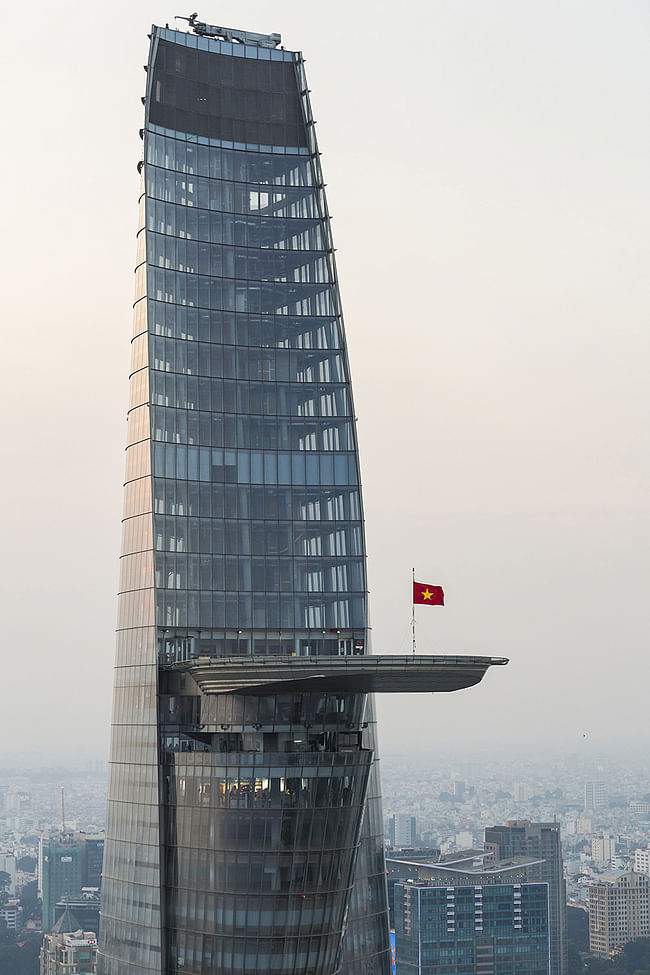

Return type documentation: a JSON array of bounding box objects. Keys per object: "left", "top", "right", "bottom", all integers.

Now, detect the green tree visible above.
[
  {"left": 620, "top": 939, "right": 650, "bottom": 974},
  {"left": 16, "top": 857, "right": 36, "bottom": 875},
  {"left": 0, "top": 934, "right": 41, "bottom": 975},
  {"left": 18, "top": 882, "right": 40, "bottom": 923},
  {"left": 568, "top": 941, "right": 584, "bottom": 975},
  {"left": 568, "top": 906, "right": 590, "bottom": 952},
  {"left": 0, "top": 874, "right": 10, "bottom": 909}
]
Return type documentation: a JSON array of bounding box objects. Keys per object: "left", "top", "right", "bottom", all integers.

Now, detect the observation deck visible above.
[{"left": 161, "top": 654, "right": 508, "bottom": 695}]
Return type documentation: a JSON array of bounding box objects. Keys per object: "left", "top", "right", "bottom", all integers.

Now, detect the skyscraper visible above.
[
  {"left": 39, "top": 835, "right": 83, "bottom": 932},
  {"left": 584, "top": 781, "right": 606, "bottom": 812},
  {"left": 389, "top": 815, "right": 418, "bottom": 849},
  {"left": 98, "top": 17, "right": 506, "bottom": 975},
  {"left": 395, "top": 879, "right": 550, "bottom": 975},
  {"left": 40, "top": 833, "right": 105, "bottom": 932},
  {"left": 484, "top": 822, "right": 567, "bottom": 975}
]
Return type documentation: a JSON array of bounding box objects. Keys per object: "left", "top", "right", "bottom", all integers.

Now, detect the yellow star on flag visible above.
[{"left": 412, "top": 581, "right": 444, "bottom": 606}]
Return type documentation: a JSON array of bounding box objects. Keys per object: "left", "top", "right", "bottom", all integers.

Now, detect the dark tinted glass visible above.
[{"left": 150, "top": 40, "right": 308, "bottom": 146}]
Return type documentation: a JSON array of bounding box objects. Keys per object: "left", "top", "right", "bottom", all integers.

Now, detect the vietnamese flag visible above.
[{"left": 413, "top": 582, "right": 444, "bottom": 606}]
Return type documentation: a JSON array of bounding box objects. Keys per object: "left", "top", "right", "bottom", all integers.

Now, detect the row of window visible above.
[
  {"left": 143, "top": 408, "right": 355, "bottom": 452},
  {"left": 113, "top": 592, "right": 367, "bottom": 633},
  {"left": 148, "top": 444, "right": 359, "bottom": 487},
  {"left": 147, "top": 233, "right": 331, "bottom": 284},
  {"left": 164, "top": 897, "right": 344, "bottom": 941},
  {"left": 143, "top": 373, "right": 351, "bottom": 417},
  {"left": 162, "top": 843, "right": 359, "bottom": 896},
  {"left": 139, "top": 481, "right": 362, "bottom": 523},
  {"left": 118, "top": 592, "right": 366, "bottom": 630},
  {"left": 171, "top": 769, "right": 369, "bottom": 810},
  {"left": 138, "top": 514, "right": 364, "bottom": 557},
  {"left": 164, "top": 931, "right": 340, "bottom": 975},
  {"left": 146, "top": 339, "right": 347, "bottom": 383},
  {"left": 143, "top": 265, "right": 335, "bottom": 316},
  {"left": 145, "top": 199, "right": 325, "bottom": 251},
  {"left": 149, "top": 107, "right": 309, "bottom": 156},
  {"left": 121, "top": 484, "right": 364, "bottom": 530},
  {"left": 142, "top": 301, "right": 342, "bottom": 350},
  {"left": 146, "top": 167, "right": 320, "bottom": 219},
  {"left": 122, "top": 510, "right": 364, "bottom": 558},
  {"left": 147, "top": 132, "right": 314, "bottom": 186},
  {"left": 121, "top": 554, "right": 364, "bottom": 595},
  {"left": 175, "top": 690, "right": 366, "bottom": 729},
  {"left": 148, "top": 126, "right": 313, "bottom": 164}
]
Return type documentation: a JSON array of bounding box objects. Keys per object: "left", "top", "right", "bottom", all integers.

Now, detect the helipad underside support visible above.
[{"left": 162, "top": 654, "right": 509, "bottom": 695}]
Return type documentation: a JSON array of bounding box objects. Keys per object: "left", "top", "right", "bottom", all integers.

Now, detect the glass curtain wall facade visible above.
[
  {"left": 98, "top": 24, "right": 390, "bottom": 975},
  {"left": 484, "top": 823, "right": 567, "bottom": 975},
  {"left": 394, "top": 882, "right": 551, "bottom": 975}
]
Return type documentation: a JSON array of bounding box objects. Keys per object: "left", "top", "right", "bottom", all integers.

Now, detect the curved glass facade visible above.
[{"left": 98, "top": 25, "right": 390, "bottom": 975}]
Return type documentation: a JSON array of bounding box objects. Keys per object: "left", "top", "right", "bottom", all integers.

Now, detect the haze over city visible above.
[{"left": 1, "top": 0, "right": 648, "bottom": 762}]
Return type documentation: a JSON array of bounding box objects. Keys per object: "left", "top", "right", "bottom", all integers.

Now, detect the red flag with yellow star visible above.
[{"left": 413, "top": 582, "right": 444, "bottom": 606}]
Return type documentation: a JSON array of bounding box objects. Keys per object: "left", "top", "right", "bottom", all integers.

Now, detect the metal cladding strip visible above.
[{"left": 167, "top": 654, "right": 508, "bottom": 695}]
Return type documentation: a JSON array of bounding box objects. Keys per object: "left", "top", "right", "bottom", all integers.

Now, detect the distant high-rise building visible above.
[
  {"left": 40, "top": 911, "right": 98, "bottom": 974},
  {"left": 592, "top": 833, "right": 616, "bottom": 865},
  {"left": 39, "top": 833, "right": 104, "bottom": 932},
  {"left": 576, "top": 816, "right": 594, "bottom": 836},
  {"left": 484, "top": 821, "right": 567, "bottom": 975},
  {"left": 453, "top": 780, "right": 465, "bottom": 800},
  {"left": 78, "top": 835, "right": 104, "bottom": 891},
  {"left": 514, "top": 782, "right": 530, "bottom": 803},
  {"left": 395, "top": 878, "right": 550, "bottom": 975},
  {"left": 630, "top": 800, "right": 650, "bottom": 816},
  {"left": 39, "top": 837, "right": 83, "bottom": 933},
  {"left": 455, "top": 831, "right": 474, "bottom": 850},
  {"left": 584, "top": 781, "right": 606, "bottom": 812},
  {"left": 588, "top": 871, "right": 650, "bottom": 957},
  {"left": 387, "top": 850, "right": 534, "bottom": 931},
  {"left": 390, "top": 815, "right": 418, "bottom": 849},
  {"left": 97, "top": 14, "right": 506, "bottom": 975}
]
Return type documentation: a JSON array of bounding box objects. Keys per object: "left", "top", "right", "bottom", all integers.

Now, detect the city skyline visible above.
[{"left": 1, "top": 0, "right": 648, "bottom": 762}]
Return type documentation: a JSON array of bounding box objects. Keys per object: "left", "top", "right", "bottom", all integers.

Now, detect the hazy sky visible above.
[{"left": 2, "top": 1, "right": 648, "bottom": 761}]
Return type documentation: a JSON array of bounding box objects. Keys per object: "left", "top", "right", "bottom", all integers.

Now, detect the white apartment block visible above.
[
  {"left": 634, "top": 848, "right": 650, "bottom": 876},
  {"left": 592, "top": 834, "right": 617, "bottom": 865}
]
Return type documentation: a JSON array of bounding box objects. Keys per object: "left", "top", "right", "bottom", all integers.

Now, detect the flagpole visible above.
[{"left": 412, "top": 567, "right": 416, "bottom": 654}]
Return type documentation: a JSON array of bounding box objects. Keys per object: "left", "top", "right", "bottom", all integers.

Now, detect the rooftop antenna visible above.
[
  {"left": 174, "top": 12, "right": 281, "bottom": 48},
  {"left": 61, "top": 787, "right": 66, "bottom": 842}
]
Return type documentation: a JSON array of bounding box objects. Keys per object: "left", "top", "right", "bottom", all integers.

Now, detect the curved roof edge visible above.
[{"left": 163, "top": 654, "right": 508, "bottom": 695}]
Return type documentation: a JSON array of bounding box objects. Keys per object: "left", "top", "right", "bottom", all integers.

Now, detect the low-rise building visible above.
[
  {"left": 0, "top": 898, "right": 23, "bottom": 930},
  {"left": 40, "top": 911, "right": 97, "bottom": 974}
]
